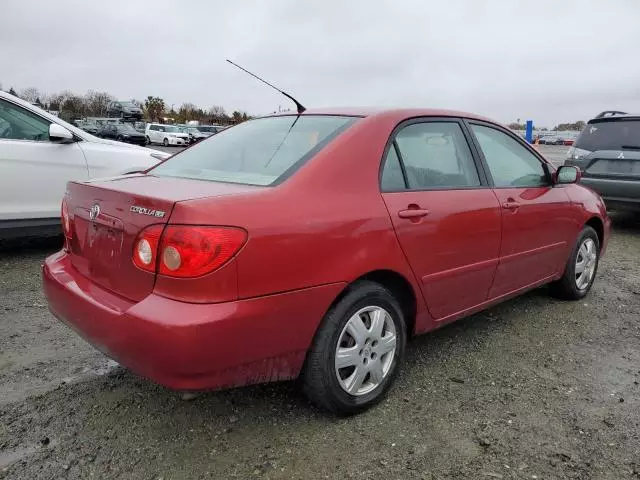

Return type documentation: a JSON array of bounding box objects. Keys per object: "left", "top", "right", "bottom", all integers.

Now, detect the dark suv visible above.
[
  {"left": 565, "top": 111, "right": 640, "bottom": 211},
  {"left": 106, "top": 101, "right": 143, "bottom": 120}
]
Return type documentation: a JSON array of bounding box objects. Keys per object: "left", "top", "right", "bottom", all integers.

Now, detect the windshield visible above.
[
  {"left": 120, "top": 102, "right": 137, "bottom": 107},
  {"left": 197, "top": 126, "right": 217, "bottom": 133},
  {"left": 118, "top": 124, "right": 139, "bottom": 133},
  {"left": 150, "top": 115, "right": 356, "bottom": 186},
  {"left": 575, "top": 119, "right": 640, "bottom": 151},
  {"left": 165, "top": 126, "right": 180, "bottom": 133}
]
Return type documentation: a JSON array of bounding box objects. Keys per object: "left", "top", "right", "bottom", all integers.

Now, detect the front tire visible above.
[
  {"left": 145, "top": 136, "right": 151, "bottom": 145},
  {"left": 301, "top": 281, "right": 406, "bottom": 415},
  {"left": 163, "top": 138, "right": 169, "bottom": 147},
  {"left": 550, "top": 226, "right": 600, "bottom": 300}
]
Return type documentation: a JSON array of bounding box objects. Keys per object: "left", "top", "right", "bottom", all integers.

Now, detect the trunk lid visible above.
[{"left": 66, "top": 174, "right": 261, "bottom": 301}]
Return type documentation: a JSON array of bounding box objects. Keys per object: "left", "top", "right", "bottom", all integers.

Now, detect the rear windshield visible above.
[
  {"left": 575, "top": 119, "right": 640, "bottom": 151},
  {"left": 150, "top": 115, "right": 356, "bottom": 186}
]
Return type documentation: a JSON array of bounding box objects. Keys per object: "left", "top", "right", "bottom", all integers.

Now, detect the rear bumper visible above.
[
  {"left": 581, "top": 177, "right": 640, "bottom": 211},
  {"left": 42, "top": 251, "right": 344, "bottom": 391}
]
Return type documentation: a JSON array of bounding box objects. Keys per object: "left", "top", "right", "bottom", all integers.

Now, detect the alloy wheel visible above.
[
  {"left": 334, "top": 306, "right": 397, "bottom": 396},
  {"left": 575, "top": 238, "right": 597, "bottom": 290}
]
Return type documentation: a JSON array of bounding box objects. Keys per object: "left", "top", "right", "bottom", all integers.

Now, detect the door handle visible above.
[
  {"left": 398, "top": 208, "right": 430, "bottom": 219},
  {"left": 502, "top": 201, "right": 520, "bottom": 210}
]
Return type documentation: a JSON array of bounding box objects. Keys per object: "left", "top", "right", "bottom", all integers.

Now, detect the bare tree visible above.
[
  {"left": 84, "top": 90, "right": 114, "bottom": 117},
  {"left": 178, "top": 103, "right": 200, "bottom": 123},
  {"left": 208, "top": 105, "right": 226, "bottom": 117},
  {"left": 18, "top": 87, "right": 41, "bottom": 103}
]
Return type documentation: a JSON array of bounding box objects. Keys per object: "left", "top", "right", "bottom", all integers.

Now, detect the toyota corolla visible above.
[{"left": 43, "top": 108, "right": 610, "bottom": 414}]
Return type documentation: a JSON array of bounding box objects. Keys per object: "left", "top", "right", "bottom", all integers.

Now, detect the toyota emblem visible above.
[{"left": 89, "top": 204, "right": 101, "bottom": 221}]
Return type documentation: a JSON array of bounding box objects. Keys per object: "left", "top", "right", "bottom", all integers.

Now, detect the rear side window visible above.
[
  {"left": 575, "top": 120, "right": 640, "bottom": 151},
  {"left": 381, "top": 145, "right": 406, "bottom": 191},
  {"left": 151, "top": 115, "right": 356, "bottom": 186},
  {"left": 390, "top": 122, "right": 480, "bottom": 189}
]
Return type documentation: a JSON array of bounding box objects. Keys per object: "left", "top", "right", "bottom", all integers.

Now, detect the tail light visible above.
[
  {"left": 61, "top": 198, "right": 72, "bottom": 239},
  {"left": 132, "top": 225, "right": 247, "bottom": 278}
]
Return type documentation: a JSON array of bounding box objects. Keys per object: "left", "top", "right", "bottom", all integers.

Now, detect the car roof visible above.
[
  {"left": 266, "top": 107, "right": 497, "bottom": 124},
  {"left": 590, "top": 112, "right": 640, "bottom": 124}
]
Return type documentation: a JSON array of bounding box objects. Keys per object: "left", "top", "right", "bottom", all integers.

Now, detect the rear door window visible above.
[
  {"left": 575, "top": 120, "right": 640, "bottom": 151},
  {"left": 387, "top": 121, "right": 481, "bottom": 189}
]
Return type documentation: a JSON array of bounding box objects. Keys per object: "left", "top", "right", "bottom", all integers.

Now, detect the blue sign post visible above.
[{"left": 525, "top": 120, "right": 533, "bottom": 143}]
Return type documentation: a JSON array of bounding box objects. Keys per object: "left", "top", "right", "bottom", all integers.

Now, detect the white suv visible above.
[
  {"left": 145, "top": 123, "right": 190, "bottom": 146},
  {"left": 0, "top": 91, "right": 170, "bottom": 239}
]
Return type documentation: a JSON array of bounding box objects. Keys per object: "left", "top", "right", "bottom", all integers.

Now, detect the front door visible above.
[
  {"left": 380, "top": 119, "right": 502, "bottom": 321},
  {"left": 467, "top": 122, "right": 574, "bottom": 298},
  {"left": 0, "top": 98, "right": 88, "bottom": 221}
]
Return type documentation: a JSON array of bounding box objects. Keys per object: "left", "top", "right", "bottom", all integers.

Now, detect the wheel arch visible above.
[
  {"left": 585, "top": 216, "right": 604, "bottom": 251},
  {"left": 330, "top": 269, "right": 418, "bottom": 338}
]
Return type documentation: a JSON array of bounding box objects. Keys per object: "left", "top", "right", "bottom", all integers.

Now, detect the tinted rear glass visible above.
[
  {"left": 150, "top": 115, "right": 356, "bottom": 186},
  {"left": 575, "top": 119, "right": 640, "bottom": 151}
]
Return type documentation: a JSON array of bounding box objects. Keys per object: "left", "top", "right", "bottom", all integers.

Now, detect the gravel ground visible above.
[{"left": 1, "top": 204, "right": 639, "bottom": 479}]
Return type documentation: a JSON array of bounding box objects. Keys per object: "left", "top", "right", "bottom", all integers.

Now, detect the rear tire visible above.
[
  {"left": 145, "top": 136, "right": 151, "bottom": 145},
  {"left": 550, "top": 226, "right": 600, "bottom": 300},
  {"left": 301, "top": 281, "right": 406, "bottom": 415}
]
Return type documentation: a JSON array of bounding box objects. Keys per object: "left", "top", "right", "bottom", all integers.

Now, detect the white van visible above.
[{"left": 145, "top": 123, "right": 190, "bottom": 146}]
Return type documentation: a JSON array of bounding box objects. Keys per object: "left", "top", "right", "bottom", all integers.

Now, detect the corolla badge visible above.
[
  {"left": 130, "top": 205, "right": 166, "bottom": 218},
  {"left": 89, "top": 204, "right": 101, "bottom": 221}
]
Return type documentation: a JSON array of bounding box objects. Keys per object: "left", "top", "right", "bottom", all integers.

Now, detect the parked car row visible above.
[
  {"left": 145, "top": 123, "right": 227, "bottom": 146},
  {"left": 73, "top": 118, "right": 227, "bottom": 147},
  {"left": 534, "top": 135, "right": 575, "bottom": 146},
  {"left": 97, "top": 123, "right": 147, "bottom": 146}
]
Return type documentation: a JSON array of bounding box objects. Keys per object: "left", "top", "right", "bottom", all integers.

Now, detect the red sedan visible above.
[{"left": 43, "top": 108, "right": 611, "bottom": 414}]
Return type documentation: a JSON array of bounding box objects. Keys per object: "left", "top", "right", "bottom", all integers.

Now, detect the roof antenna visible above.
[{"left": 226, "top": 59, "right": 306, "bottom": 114}]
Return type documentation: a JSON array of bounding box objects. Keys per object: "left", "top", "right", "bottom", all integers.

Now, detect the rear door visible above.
[
  {"left": 467, "top": 122, "right": 574, "bottom": 298},
  {"left": 380, "top": 118, "right": 502, "bottom": 321}
]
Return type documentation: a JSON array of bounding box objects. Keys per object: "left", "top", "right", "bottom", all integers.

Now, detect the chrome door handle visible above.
[
  {"left": 502, "top": 201, "right": 520, "bottom": 210},
  {"left": 398, "top": 209, "right": 430, "bottom": 219}
]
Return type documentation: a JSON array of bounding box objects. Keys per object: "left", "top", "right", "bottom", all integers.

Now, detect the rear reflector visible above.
[
  {"left": 132, "top": 225, "right": 247, "bottom": 278},
  {"left": 132, "top": 225, "right": 163, "bottom": 272}
]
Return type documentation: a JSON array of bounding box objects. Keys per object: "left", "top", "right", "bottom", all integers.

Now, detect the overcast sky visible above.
[{"left": 1, "top": 0, "right": 639, "bottom": 126}]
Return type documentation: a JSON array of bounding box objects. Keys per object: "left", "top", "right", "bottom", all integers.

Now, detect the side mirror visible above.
[
  {"left": 49, "top": 124, "right": 74, "bottom": 143},
  {"left": 555, "top": 165, "right": 581, "bottom": 184}
]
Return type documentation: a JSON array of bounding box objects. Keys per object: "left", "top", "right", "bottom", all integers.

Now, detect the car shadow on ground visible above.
[
  {"left": 609, "top": 211, "right": 640, "bottom": 234},
  {"left": 83, "top": 285, "right": 552, "bottom": 419},
  {"left": 0, "top": 234, "right": 63, "bottom": 254}
]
